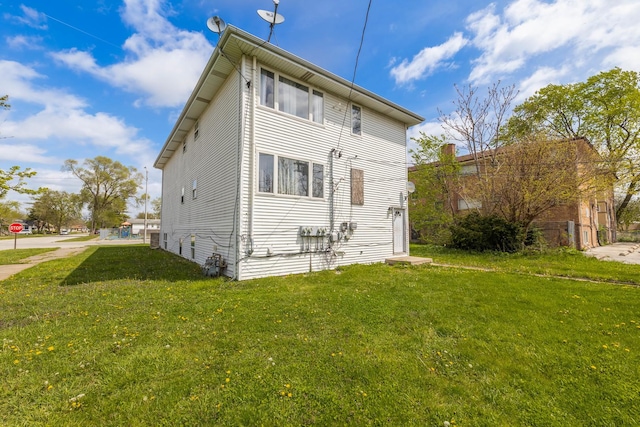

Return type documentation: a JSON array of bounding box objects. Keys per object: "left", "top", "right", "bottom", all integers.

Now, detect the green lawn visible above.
[
  {"left": 1, "top": 246, "right": 638, "bottom": 425},
  {"left": 0, "top": 248, "right": 57, "bottom": 265},
  {"left": 411, "top": 243, "right": 640, "bottom": 285}
]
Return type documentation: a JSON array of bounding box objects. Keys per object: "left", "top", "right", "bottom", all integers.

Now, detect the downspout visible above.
[
  {"left": 234, "top": 55, "right": 247, "bottom": 280},
  {"left": 248, "top": 55, "right": 257, "bottom": 256}
]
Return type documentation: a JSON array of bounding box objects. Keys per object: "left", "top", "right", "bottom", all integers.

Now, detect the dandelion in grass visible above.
[{"left": 47, "top": 346, "right": 54, "bottom": 352}]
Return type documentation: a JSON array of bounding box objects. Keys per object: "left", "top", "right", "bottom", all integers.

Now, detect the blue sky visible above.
[{"left": 2, "top": 0, "right": 640, "bottom": 214}]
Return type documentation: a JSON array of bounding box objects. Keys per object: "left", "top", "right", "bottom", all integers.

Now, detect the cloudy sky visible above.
[{"left": 2, "top": 0, "right": 639, "bottom": 213}]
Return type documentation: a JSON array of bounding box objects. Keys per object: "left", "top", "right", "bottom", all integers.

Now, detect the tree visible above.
[
  {"left": 0, "top": 200, "right": 22, "bottom": 235},
  {"left": 151, "top": 197, "right": 162, "bottom": 219},
  {"left": 63, "top": 156, "right": 142, "bottom": 232},
  {"left": 408, "top": 133, "right": 460, "bottom": 244},
  {"left": 438, "top": 82, "right": 518, "bottom": 214},
  {"left": 0, "top": 166, "right": 38, "bottom": 200},
  {"left": 30, "top": 190, "right": 82, "bottom": 233},
  {"left": 507, "top": 68, "right": 640, "bottom": 223},
  {"left": 0, "top": 94, "right": 9, "bottom": 110},
  {"left": 485, "top": 136, "right": 610, "bottom": 236}
]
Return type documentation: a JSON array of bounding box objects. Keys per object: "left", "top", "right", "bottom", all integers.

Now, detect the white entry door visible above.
[{"left": 393, "top": 208, "right": 406, "bottom": 254}]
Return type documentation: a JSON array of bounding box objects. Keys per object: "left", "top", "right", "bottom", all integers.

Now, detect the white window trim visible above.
[
  {"left": 258, "top": 66, "right": 325, "bottom": 125},
  {"left": 257, "top": 151, "right": 325, "bottom": 200}
]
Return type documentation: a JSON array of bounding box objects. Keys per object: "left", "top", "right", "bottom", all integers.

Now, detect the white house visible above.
[{"left": 154, "top": 26, "right": 423, "bottom": 280}]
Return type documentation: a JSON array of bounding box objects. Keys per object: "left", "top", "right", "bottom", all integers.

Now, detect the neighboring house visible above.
[
  {"left": 153, "top": 26, "right": 423, "bottom": 280},
  {"left": 410, "top": 138, "right": 616, "bottom": 250},
  {"left": 126, "top": 218, "right": 161, "bottom": 237}
]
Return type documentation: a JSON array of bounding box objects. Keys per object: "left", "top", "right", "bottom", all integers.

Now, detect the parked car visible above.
[{"left": 59, "top": 229, "right": 70, "bottom": 235}]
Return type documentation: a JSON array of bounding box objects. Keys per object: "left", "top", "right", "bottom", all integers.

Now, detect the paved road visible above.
[{"left": 0, "top": 234, "right": 143, "bottom": 250}]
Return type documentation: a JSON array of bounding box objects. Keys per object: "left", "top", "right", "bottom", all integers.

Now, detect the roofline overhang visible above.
[{"left": 154, "top": 25, "right": 424, "bottom": 169}]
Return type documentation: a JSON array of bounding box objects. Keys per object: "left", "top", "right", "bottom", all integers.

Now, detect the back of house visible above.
[{"left": 154, "top": 26, "right": 423, "bottom": 280}]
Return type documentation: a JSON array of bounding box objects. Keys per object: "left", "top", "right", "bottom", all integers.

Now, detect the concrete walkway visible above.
[
  {"left": 584, "top": 242, "right": 640, "bottom": 265},
  {"left": 0, "top": 236, "right": 144, "bottom": 281}
]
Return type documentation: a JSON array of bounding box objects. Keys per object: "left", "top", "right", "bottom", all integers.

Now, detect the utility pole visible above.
[{"left": 144, "top": 167, "right": 148, "bottom": 244}]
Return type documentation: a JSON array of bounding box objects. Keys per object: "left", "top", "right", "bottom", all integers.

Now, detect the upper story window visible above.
[
  {"left": 258, "top": 152, "right": 324, "bottom": 199},
  {"left": 194, "top": 121, "right": 199, "bottom": 140},
  {"left": 351, "top": 104, "right": 362, "bottom": 135},
  {"left": 260, "top": 67, "right": 324, "bottom": 124},
  {"left": 192, "top": 179, "right": 197, "bottom": 199}
]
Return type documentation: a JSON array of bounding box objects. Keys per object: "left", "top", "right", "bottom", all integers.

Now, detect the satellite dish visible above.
[
  {"left": 206, "top": 16, "right": 227, "bottom": 34},
  {"left": 258, "top": 0, "right": 285, "bottom": 42},
  {"left": 257, "top": 9, "right": 285, "bottom": 25},
  {"left": 407, "top": 181, "right": 416, "bottom": 194}
]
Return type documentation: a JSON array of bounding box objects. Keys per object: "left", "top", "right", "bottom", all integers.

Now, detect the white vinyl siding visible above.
[
  {"left": 240, "top": 90, "right": 409, "bottom": 279},
  {"left": 159, "top": 70, "right": 241, "bottom": 278}
]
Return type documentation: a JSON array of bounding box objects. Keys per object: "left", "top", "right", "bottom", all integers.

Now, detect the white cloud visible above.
[
  {"left": 14, "top": 5, "right": 48, "bottom": 30},
  {"left": 50, "top": 0, "right": 213, "bottom": 108},
  {"left": 6, "top": 35, "right": 43, "bottom": 50},
  {"left": 390, "top": 32, "right": 468, "bottom": 85},
  {"left": 0, "top": 60, "right": 152, "bottom": 162},
  {"left": 0, "top": 143, "right": 59, "bottom": 165},
  {"left": 466, "top": 0, "right": 640, "bottom": 84},
  {"left": 515, "top": 65, "right": 570, "bottom": 102}
]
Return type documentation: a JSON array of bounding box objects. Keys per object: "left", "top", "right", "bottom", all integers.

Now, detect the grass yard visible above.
[
  {"left": 0, "top": 248, "right": 57, "bottom": 265},
  {"left": 1, "top": 246, "right": 639, "bottom": 425},
  {"left": 411, "top": 243, "right": 640, "bottom": 285}
]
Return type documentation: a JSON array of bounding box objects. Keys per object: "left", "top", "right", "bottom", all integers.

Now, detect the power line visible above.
[
  {"left": 336, "top": 0, "right": 373, "bottom": 151},
  {"left": 43, "top": 13, "right": 122, "bottom": 50}
]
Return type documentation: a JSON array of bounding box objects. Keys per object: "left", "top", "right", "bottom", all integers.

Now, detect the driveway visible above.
[{"left": 585, "top": 242, "right": 640, "bottom": 265}]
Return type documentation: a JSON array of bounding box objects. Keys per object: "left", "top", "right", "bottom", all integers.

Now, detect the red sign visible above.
[{"left": 9, "top": 223, "right": 24, "bottom": 233}]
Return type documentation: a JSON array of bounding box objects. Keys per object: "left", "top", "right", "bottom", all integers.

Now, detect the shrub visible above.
[{"left": 449, "top": 212, "right": 524, "bottom": 252}]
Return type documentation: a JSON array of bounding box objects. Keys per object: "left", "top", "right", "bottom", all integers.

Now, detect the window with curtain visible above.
[
  {"left": 311, "top": 90, "right": 324, "bottom": 123},
  {"left": 259, "top": 153, "right": 274, "bottom": 193},
  {"left": 278, "top": 76, "right": 309, "bottom": 119},
  {"left": 278, "top": 157, "right": 309, "bottom": 196},
  {"left": 313, "top": 164, "right": 324, "bottom": 198},
  {"left": 352, "top": 104, "right": 362, "bottom": 135},
  {"left": 260, "top": 69, "right": 275, "bottom": 108},
  {"left": 260, "top": 68, "right": 324, "bottom": 123},
  {"left": 258, "top": 152, "right": 324, "bottom": 199}
]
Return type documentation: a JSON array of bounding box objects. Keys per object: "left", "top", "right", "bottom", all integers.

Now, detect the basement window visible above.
[{"left": 191, "top": 235, "right": 196, "bottom": 259}]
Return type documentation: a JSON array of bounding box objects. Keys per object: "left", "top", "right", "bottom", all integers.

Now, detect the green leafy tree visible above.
[
  {"left": 0, "top": 94, "right": 9, "bottom": 110},
  {"left": 30, "top": 190, "right": 82, "bottom": 233},
  {"left": 507, "top": 68, "right": 640, "bottom": 223},
  {"left": 0, "top": 200, "right": 22, "bottom": 234},
  {"left": 408, "top": 133, "right": 460, "bottom": 244},
  {"left": 151, "top": 197, "right": 161, "bottom": 219},
  {"left": 63, "top": 156, "right": 142, "bottom": 232},
  {"left": 0, "top": 166, "right": 38, "bottom": 200}
]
